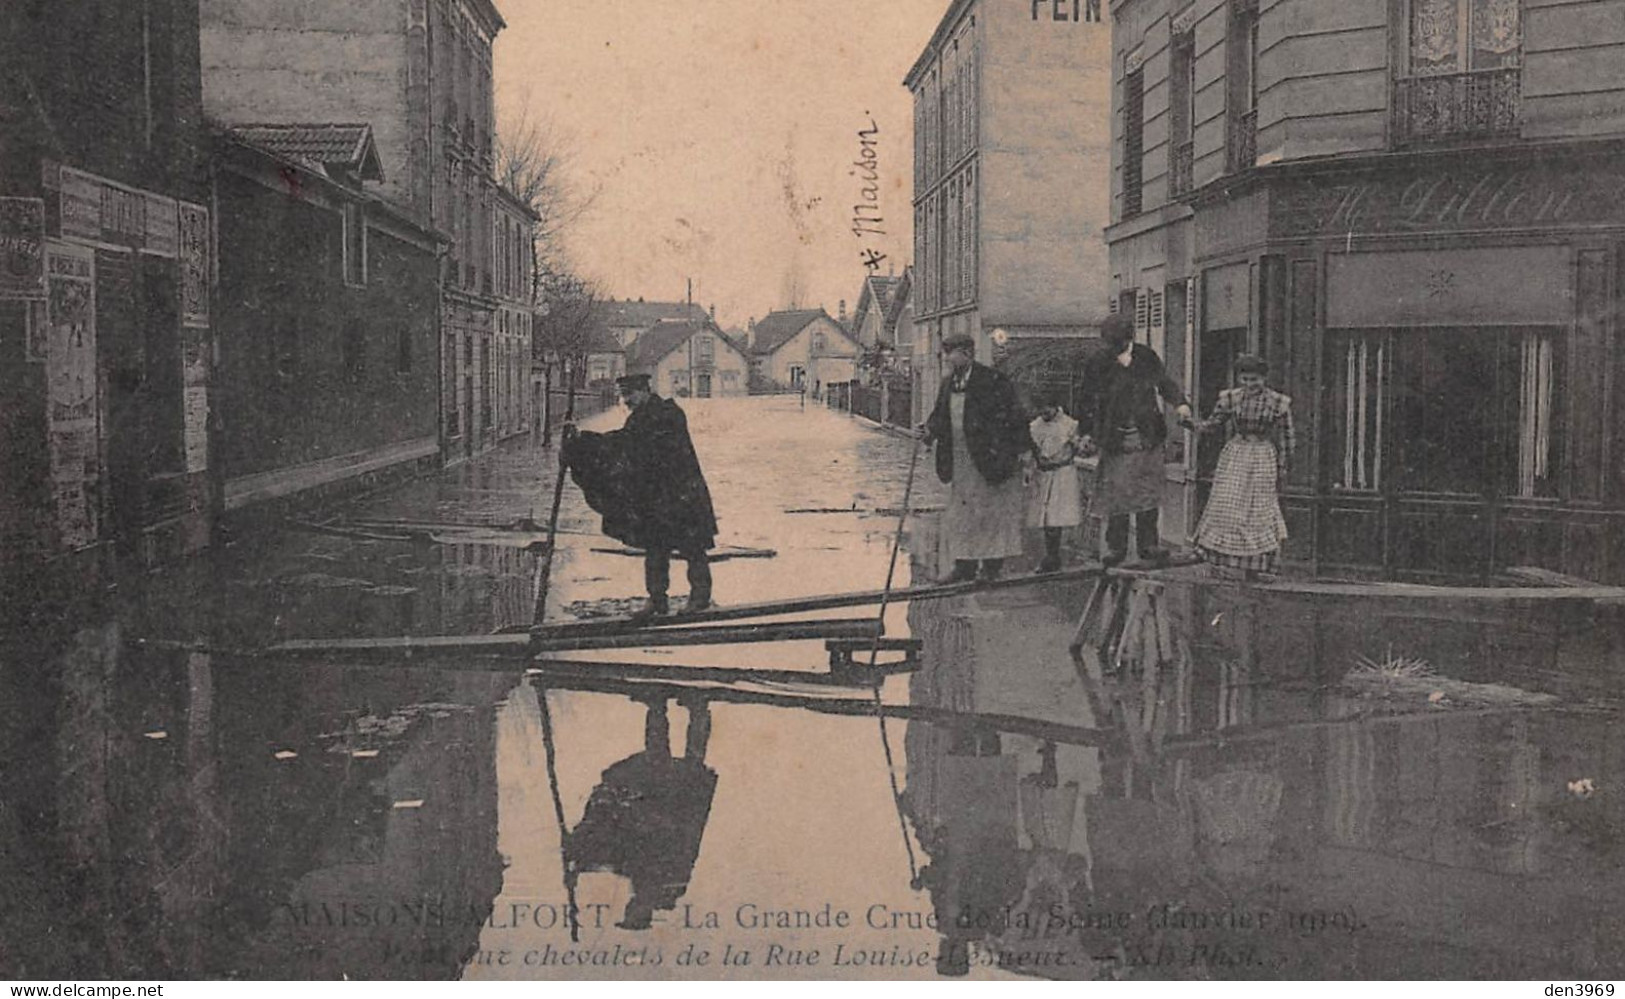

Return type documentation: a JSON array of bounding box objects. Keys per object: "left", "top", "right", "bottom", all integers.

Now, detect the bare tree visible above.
[
  {"left": 534, "top": 270, "right": 605, "bottom": 443},
  {"left": 495, "top": 101, "right": 599, "bottom": 275}
]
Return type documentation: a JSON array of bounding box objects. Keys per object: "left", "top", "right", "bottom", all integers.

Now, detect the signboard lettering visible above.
[
  {"left": 1276, "top": 165, "right": 1607, "bottom": 237},
  {"left": 0, "top": 197, "right": 46, "bottom": 298}
]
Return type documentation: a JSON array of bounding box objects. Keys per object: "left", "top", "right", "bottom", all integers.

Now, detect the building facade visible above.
[
  {"left": 906, "top": 0, "right": 1113, "bottom": 374},
  {"left": 627, "top": 321, "right": 751, "bottom": 399},
  {"left": 198, "top": 0, "right": 513, "bottom": 464},
  {"left": 212, "top": 127, "right": 443, "bottom": 515},
  {"left": 1, "top": 0, "right": 218, "bottom": 578},
  {"left": 492, "top": 187, "right": 536, "bottom": 443},
  {"left": 1108, "top": 0, "right": 1625, "bottom": 582},
  {"left": 750, "top": 309, "right": 862, "bottom": 394}
]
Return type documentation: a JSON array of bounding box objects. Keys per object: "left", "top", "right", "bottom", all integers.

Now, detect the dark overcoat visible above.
[
  {"left": 1076, "top": 342, "right": 1189, "bottom": 454},
  {"left": 565, "top": 395, "right": 718, "bottom": 553},
  {"left": 924, "top": 362, "right": 1033, "bottom": 485}
]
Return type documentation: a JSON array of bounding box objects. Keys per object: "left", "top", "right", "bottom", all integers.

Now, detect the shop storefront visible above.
[{"left": 1190, "top": 141, "right": 1625, "bottom": 582}]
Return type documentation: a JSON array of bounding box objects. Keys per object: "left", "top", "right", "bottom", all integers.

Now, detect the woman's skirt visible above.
[{"left": 1194, "top": 439, "right": 1287, "bottom": 571}]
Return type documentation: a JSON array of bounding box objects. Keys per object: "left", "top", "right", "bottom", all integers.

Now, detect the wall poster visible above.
[{"left": 44, "top": 241, "right": 100, "bottom": 550}]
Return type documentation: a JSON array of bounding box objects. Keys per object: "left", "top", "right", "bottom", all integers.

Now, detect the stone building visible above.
[
  {"left": 0, "top": 0, "right": 218, "bottom": 579},
  {"left": 1108, "top": 0, "right": 1625, "bottom": 581},
  {"left": 198, "top": 0, "right": 526, "bottom": 464},
  {"left": 905, "top": 0, "right": 1113, "bottom": 376},
  {"left": 211, "top": 126, "right": 444, "bottom": 515}
]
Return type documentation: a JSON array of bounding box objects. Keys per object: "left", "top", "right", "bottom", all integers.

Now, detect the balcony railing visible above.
[
  {"left": 1170, "top": 139, "right": 1195, "bottom": 196},
  {"left": 1392, "top": 67, "right": 1521, "bottom": 146},
  {"left": 1228, "top": 107, "right": 1257, "bottom": 173}
]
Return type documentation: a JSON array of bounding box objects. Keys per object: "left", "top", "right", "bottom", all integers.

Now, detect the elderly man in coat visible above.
[
  {"left": 920, "top": 333, "right": 1035, "bottom": 584},
  {"left": 564, "top": 372, "right": 717, "bottom": 619}
]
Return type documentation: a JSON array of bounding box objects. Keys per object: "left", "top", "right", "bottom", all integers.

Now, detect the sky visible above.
[{"left": 493, "top": 0, "right": 945, "bottom": 331}]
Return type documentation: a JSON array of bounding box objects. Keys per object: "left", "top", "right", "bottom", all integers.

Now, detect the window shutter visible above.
[{"left": 1134, "top": 287, "right": 1150, "bottom": 342}]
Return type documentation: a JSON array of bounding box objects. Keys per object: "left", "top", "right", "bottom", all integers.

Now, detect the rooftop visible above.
[{"left": 227, "top": 123, "right": 384, "bottom": 183}]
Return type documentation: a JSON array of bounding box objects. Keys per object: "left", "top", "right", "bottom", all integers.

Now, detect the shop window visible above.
[
  {"left": 1393, "top": 0, "right": 1522, "bottom": 145},
  {"left": 1382, "top": 327, "right": 1561, "bottom": 498}
]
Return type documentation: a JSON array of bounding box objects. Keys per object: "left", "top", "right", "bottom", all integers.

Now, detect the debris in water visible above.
[
  {"left": 1569, "top": 778, "right": 1597, "bottom": 799},
  {"left": 351, "top": 750, "right": 379, "bottom": 759},
  {"left": 144, "top": 731, "right": 168, "bottom": 740},
  {"left": 1428, "top": 691, "right": 1447, "bottom": 705},
  {"left": 393, "top": 799, "right": 425, "bottom": 810},
  {"left": 273, "top": 750, "right": 298, "bottom": 760}
]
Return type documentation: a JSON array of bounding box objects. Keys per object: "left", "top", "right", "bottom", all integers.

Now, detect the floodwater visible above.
[{"left": 4, "top": 396, "right": 1625, "bottom": 980}]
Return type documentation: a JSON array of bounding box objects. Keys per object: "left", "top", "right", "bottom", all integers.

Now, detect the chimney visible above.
[
  {"left": 747, "top": 317, "right": 756, "bottom": 347},
  {"left": 838, "top": 299, "right": 847, "bottom": 322},
  {"left": 709, "top": 303, "right": 717, "bottom": 320}
]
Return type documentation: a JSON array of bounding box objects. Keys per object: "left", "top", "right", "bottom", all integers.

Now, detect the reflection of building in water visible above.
[
  {"left": 2, "top": 617, "right": 510, "bottom": 978},
  {"left": 566, "top": 696, "right": 717, "bottom": 931},
  {"left": 903, "top": 573, "right": 1625, "bottom": 978}
]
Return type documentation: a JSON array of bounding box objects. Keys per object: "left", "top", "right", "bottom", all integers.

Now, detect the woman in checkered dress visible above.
[{"left": 1191, "top": 355, "right": 1295, "bottom": 578}]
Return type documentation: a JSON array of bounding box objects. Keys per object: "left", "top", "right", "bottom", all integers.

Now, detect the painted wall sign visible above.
[
  {"left": 0, "top": 197, "right": 46, "bottom": 299},
  {"left": 59, "top": 166, "right": 180, "bottom": 257},
  {"left": 1031, "top": 0, "right": 1101, "bottom": 20},
  {"left": 1273, "top": 163, "right": 1619, "bottom": 238},
  {"left": 44, "top": 242, "right": 100, "bottom": 550}
]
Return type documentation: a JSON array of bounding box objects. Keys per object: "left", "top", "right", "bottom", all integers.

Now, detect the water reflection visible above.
[
  {"left": 900, "top": 571, "right": 1625, "bottom": 979},
  {"left": 567, "top": 695, "right": 718, "bottom": 931}
]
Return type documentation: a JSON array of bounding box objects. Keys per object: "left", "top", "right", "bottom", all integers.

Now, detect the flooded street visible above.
[{"left": 6, "top": 397, "right": 1625, "bottom": 980}]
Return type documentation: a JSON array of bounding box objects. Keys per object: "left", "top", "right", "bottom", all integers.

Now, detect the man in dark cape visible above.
[{"left": 563, "top": 373, "right": 717, "bottom": 617}]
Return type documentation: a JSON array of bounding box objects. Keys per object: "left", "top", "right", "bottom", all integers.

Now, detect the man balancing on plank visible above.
[{"left": 563, "top": 372, "right": 717, "bottom": 621}]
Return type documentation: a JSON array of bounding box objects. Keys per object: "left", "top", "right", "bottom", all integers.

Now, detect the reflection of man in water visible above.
[
  {"left": 565, "top": 695, "right": 718, "bottom": 930},
  {"left": 915, "top": 725, "right": 1025, "bottom": 977}
]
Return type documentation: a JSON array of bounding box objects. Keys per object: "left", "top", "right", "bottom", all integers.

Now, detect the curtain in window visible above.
[
  {"left": 1472, "top": 0, "right": 1521, "bottom": 69},
  {"left": 1517, "top": 330, "right": 1553, "bottom": 498},
  {"left": 1410, "top": 0, "right": 1460, "bottom": 76}
]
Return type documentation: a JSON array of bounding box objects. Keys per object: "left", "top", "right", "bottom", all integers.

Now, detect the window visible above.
[
  {"left": 1227, "top": 0, "right": 1259, "bottom": 172},
  {"left": 697, "top": 335, "right": 715, "bottom": 364},
  {"left": 1122, "top": 64, "right": 1144, "bottom": 217},
  {"left": 1371, "top": 327, "right": 1563, "bottom": 497},
  {"left": 1169, "top": 32, "right": 1197, "bottom": 196},
  {"left": 342, "top": 203, "right": 367, "bottom": 286},
  {"left": 1394, "top": 0, "right": 1522, "bottom": 144}
]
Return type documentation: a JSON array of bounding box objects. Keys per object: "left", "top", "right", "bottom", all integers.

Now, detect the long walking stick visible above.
[
  {"left": 535, "top": 683, "right": 582, "bottom": 943},
  {"left": 868, "top": 434, "right": 923, "bottom": 886},
  {"left": 531, "top": 367, "right": 579, "bottom": 626}
]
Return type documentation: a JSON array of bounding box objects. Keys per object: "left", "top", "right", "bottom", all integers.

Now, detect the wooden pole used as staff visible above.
[{"left": 532, "top": 355, "right": 578, "bottom": 626}]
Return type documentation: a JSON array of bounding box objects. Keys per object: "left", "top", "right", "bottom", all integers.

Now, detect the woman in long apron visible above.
[{"left": 1191, "top": 354, "right": 1295, "bottom": 580}]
